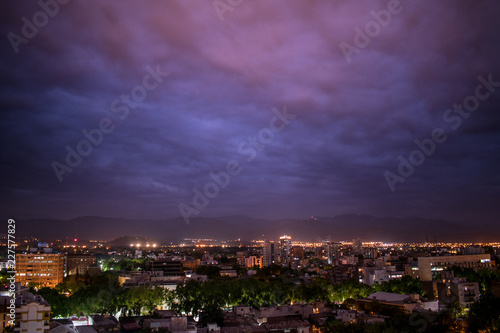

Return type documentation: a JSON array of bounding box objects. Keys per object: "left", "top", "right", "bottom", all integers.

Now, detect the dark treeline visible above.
[
  {"left": 27, "top": 265, "right": 500, "bottom": 332},
  {"left": 34, "top": 269, "right": 422, "bottom": 318}
]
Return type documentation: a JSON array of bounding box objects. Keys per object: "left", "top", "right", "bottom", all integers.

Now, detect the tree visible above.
[
  {"left": 341, "top": 298, "right": 357, "bottom": 310},
  {"left": 37, "top": 287, "right": 71, "bottom": 317},
  {"left": 56, "top": 273, "right": 88, "bottom": 295},
  {"left": 198, "top": 303, "right": 224, "bottom": 327},
  {"left": 373, "top": 276, "right": 423, "bottom": 295},
  {"left": 175, "top": 279, "right": 203, "bottom": 315},
  {"left": 467, "top": 293, "right": 500, "bottom": 332}
]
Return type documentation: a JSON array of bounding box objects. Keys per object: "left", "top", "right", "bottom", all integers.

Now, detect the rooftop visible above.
[{"left": 366, "top": 292, "right": 410, "bottom": 303}]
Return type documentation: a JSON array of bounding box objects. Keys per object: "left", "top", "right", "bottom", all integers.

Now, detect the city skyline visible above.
[
  {"left": 9, "top": 214, "right": 500, "bottom": 244},
  {"left": 1, "top": 1, "right": 500, "bottom": 228}
]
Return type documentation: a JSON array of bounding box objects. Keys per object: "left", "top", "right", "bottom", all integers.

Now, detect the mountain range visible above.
[{"left": 10, "top": 214, "right": 500, "bottom": 243}]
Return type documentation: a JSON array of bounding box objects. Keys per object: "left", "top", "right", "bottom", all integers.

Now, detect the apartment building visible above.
[
  {"left": 15, "top": 253, "right": 65, "bottom": 288},
  {"left": 417, "top": 254, "right": 492, "bottom": 281}
]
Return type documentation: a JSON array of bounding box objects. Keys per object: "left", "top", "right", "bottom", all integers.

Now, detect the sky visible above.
[{"left": 1, "top": 0, "right": 500, "bottom": 225}]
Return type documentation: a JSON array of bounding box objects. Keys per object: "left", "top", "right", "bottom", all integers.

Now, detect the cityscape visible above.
[
  {"left": 2, "top": 1, "right": 500, "bottom": 333},
  {"left": 1, "top": 229, "right": 500, "bottom": 332}
]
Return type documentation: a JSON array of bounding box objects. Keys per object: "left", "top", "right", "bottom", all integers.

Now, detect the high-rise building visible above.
[
  {"left": 15, "top": 253, "right": 65, "bottom": 288},
  {"left": 262, "top": 242, "right": 276, "bottom": 266},
  {"left": 324, "top": 241, "right": 341, "bottom": 265},
  {"left": 364, "top": 247, "right": 378, "bottom": 259},
  {"left": 291, "top": 246, "right": 304, "bottom": 260},
  {"left": 236, "top": 251, "right": 247, "bottom": 266},
  {"left": 352, "top": 238, "right": 363, "bottom": 255},
  {"left": 66, "top": 253, "right": 97, "bottom": 275},
  {"left": 417, "top": 254, "right": 492, "bottom": 281},
  {"left": 279, "top": 235, "right": 292, "bottom": 265},
  {"left": 315, "top": 246, "right": 323, "bottom": 258}
]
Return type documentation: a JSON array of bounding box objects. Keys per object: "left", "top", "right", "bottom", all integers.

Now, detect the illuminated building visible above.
[
  {"left": 352, "top": 238, "right": 363, "bottom": 255},
  {"left": 182, "top": 259, "right": 201, "bottom": 270},
  {"left": 463, "top": 246, "right": 485, "bottom": 255},
  {"left": 324, "top": 241, "right": 341, "bottom": 264},
  {"left": 364, "top": 247, "right": 378, "bottom": 259},
  {"left": 291, "top": 246, "right": 304, "bottom": 260},
  {"left": 244, "top": 256, "right": 263, "bottom": 268},
  {"left": 279, "top": 235, "right": 292, "bottom": 265},
  {"left": 15, "top": 253, "right": 64, "bottom": 288},
  {"left": 417, "top": 254, "right": 492, "bottom": 281},
  {"left": 434, "top": 278, "right": 480, "bottom": 309},
  {"left": 262, "top": 241, "right": 276, "bottom": 266},
  {"left": 13, "top": 293, "right": 51, "bottom": 333},
  {"left": 151, "top": 259, "right": 182, "bottom": 276},
  {"left": 66, "top": 254, "right": 96, "bottom": 275},
  {"left": 236, "top": 251, "right": 247, "bottom": 266}
]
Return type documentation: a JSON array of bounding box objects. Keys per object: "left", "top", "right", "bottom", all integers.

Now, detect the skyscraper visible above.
[
  {"left": 352, "top": 238, "right": 363, "bottom": 255},
  {"left": 279, "top": 235, "right": 292, "bottom": 265},
  {"left": 324, "top": 241, "right": 341, "bottom": 265},
  {"left": 262, "top": 241, "right": 276, "bottom": 266}
]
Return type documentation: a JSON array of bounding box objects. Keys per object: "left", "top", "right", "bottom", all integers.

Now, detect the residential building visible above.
[
  {"left": 220, "top": 270, "right": 238, "bottom": 278},
  {"left": 223, "top": 313, "right": 265, "bottom": 333},
  {"left": 463, "top": 246, "right": 485, "bottom": 255},
  {"left": 292, "top": 246, "right": 305, "bottom": 260},
  {"left": 245, "top": 256, "right": 263, "bottom": 268},
  {"left": 0, "top": 296, "right": 14, "bottom": 332},
  {"left": 75, "top": 326, "right": 98, "bottom": 333},
  {"left": 323, "top": 241, "right": 342, "bottom": 264},
  {"left": 356, "top": 292, "right": 438, "bottom": 313},
  {"left": 360, "top": 266, "right": 404, "bottom": 286},
  {"left": 142, "top": 316, "right": 196, "bottom": 333},
  {"left": 49, "top": 319, "right": 76, "bottom": 332},
  {"left": 331, "top": 265, "right": 359, "bottom": 284},
  {"left": 182, "top": 259, "right": 201, "bottom": 270},
  {"left": 417, "top": 254, "right": 492, "bottom": 281},
  {"left": 279, "top": 235, "right": 292, "bottom": 265},
  {"left": 13, "top": 292, "right": 51, "bottom": 333},
  {"left": 150, "top": 259, "right": 182, "bottom": 276},
  {"left": 263, "top": 242, "right": 276, "bottom": 266},
  {"left": 254, "top": 304, "right": 314, "bottom": 324},
  {"left": 262, "top": 320, "right": 311, "bottom": 333},
  {"left": 88, "top": 315, "right": 119, "bottom": 332},
  {"left": 352, "top": 238, "right": 363, "bottom": 255},
  {"left": 451, "top": 280, "right": 480, "bottom": 308},
  {"left": 430, "top": 276, "right": 481, "bottom": 309},
  {"left": 236, "top": 251, "right": 247, "bottom": 266},
  {"left": 364, "top": 247, "right": 378, "bottom": 259},
  {"left": 66, "top": 253, "right": 96, "bottom": 275},
  {"left": 15, "top": 253, "right": 65, "bottom": 288}
]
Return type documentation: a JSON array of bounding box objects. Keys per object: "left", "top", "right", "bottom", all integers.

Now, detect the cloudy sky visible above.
[{"left": 1, "top": 0, "right": 500, "bottom": 224}]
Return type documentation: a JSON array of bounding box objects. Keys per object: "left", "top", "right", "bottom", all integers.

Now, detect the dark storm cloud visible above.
[{"left": 1, "top": 0, "right": 499, "bottom": 224}]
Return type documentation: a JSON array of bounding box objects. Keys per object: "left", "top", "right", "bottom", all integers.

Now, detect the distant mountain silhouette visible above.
[{"left": 13, "top": 214, "right": 500, "bottom": 243}]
